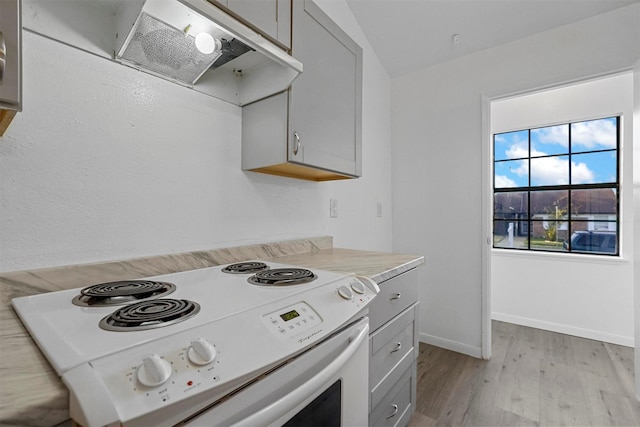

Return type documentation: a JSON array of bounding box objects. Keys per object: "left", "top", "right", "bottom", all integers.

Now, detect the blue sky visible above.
[{"left": 494, "top": 117, "right": 617, "bottom": 188}]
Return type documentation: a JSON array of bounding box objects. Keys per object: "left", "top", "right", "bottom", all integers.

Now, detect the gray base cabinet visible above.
[
  {"left": 368, "top": 268, "right": 419, "bottom": 427},
  {"left": 242, "top": 0, "right": 362, "bottom": 181}
]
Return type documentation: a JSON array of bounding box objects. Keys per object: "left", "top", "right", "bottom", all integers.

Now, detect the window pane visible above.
[
  {"left": 530, "top": 190, "right": 568, "bottom": 217},
  {"left": 529, "top": 220, "right": 566, "bottom": 251},
  {"left": 571, "top": 151, "right": 617, "bottom": 184},
  {"left": 493, "top": 220, "right": 528, "bottom": 249},
  {"left": 571, "top": 117, "right": 617, "bottom": 153},
  {"left": 529, "top": 191, "right": 568, "bottom": 249},
  {"left": 494, "top": 191, "right": 528, "bottom": 219},
  {"left": 494, "top": 130, "right": 528, "bottom": 161},
  {"left": 572, "top": 188, "right": 617, "bottom": 216},
  {"left": 531, "top": 124, "right": 568, "bottom": 157},
  {"left": 530, "top": 155, "right": 569, "bottom": 186},
  {"left": 494, "top": 160, "right": 528, "bottom": 188},
  {"left": 567, "top": 223, "right": 617, "bottom": 254}
]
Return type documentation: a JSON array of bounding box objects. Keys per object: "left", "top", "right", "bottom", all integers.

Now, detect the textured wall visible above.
[{"left": 0, "top": 1, "right": 393, "bottom": 272}]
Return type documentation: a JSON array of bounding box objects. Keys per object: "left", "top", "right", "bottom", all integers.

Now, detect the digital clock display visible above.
[{"left": 280, "top": 310, "right": 300, "bottom": 322}]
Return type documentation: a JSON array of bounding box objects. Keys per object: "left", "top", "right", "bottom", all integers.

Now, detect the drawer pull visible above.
[
  {"left": 390, "top": 342, "right": 402, "bottom": 353},
  {"left": 386, "top": 404, "right": 399, "bottom": 419},
  {"left": 390, "top": 293, "right": 401, "bottom": 300}
]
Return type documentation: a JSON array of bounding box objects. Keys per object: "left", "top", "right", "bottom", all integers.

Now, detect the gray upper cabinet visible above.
[
  {"left": 0, "top": 0, "right": 22, "bottom": 136},
  {"left": 242, "top": 0, "right": 363, "bottom": 181},
  {"left": 213, "top": 0, "right": 291, "bottom": 49}
]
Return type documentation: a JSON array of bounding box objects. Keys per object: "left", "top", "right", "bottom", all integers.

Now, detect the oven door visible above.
[{"left": 183, "top": 317, "right": 369, "bottom": 427}]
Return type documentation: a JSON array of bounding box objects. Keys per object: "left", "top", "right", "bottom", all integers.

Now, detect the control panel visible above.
[{"left": 262, "top": 302, "right": 322, "bottom": 339}]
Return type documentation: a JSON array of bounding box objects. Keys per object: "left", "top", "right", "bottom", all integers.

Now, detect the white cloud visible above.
[
  {"left": 530, "top": 157, "right": 567, "bottom": 185},
  {"left": 572, "top": 119, "right": 616, "bottom": 150},
  {"left": 505, "top": 143, "right": 528, "bottom": 160},
  {"left": 496, "top": 132, "right": 528, "bottom": 159},
  {"left": 571, "top": 161, "right": 596, "bottom": 184},
  {"left": 531, "top": 125, "right": 568, "bottom": 147},
  {"left": 495, "top": 175, "right": 517, "bottom": 188},
  {"left": 530, "top": 156, "right": 595, "bottom": 185}
]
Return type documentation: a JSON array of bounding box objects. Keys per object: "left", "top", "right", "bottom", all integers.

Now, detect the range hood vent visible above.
[
  {"left": 116, "top": 11, "right": 224, "bottom": 85},
  {"left": 22, "top": 0, "right": 303, "bottom": 106},
  {"left": 115, "top": 0, "right": 263, "bottom": 86}
]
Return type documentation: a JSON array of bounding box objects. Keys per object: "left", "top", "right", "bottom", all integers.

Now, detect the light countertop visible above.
[{"left": 0, "top": 237, "right": 423, "bottom": 426}]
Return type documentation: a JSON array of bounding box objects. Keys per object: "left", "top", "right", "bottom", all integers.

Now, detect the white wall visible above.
[
  {"left": 0, "top": 1, "right": 392, "bottom": 273},
  {"left": 391, "top": 4, "right": 640, "bottom": 357},
  {"left": 490, "top": 74, "right": 634, "bottom": 346}
]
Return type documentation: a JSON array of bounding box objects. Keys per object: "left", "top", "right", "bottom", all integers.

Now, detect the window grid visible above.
[{"left": 493, "top": 117, "right": 619, "bottom": 255}]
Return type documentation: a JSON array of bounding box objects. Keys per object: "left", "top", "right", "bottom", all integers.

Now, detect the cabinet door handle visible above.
[
  {"left": 386, "top": 404, "right": 399, "bottom": 419},
  {"left": 390, "top": 292, "right": 401, "bottom": 300},
  {"left": 390, "top": 342, "right": 402, "bottom": 353},
  {"left": 0, "top": 31, "right": 5, "bottom": 83},
  {"left": 293, "top": 131, "right": 300, "bottom": 155}
]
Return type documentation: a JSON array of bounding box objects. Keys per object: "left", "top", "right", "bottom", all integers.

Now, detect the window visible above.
[{"left": 493, "top": 117, "right": 619, "bottom": 255}]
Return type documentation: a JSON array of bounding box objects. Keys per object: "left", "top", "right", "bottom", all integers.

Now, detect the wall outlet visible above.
[
  {"left": 330, "top": 199, "right": 338, "bottom": 218},
  {"left": 377, "top": 202, "right": 383, "bottom": 218}
]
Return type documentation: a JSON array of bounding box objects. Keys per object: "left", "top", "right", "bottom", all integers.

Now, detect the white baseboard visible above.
[
  {"left": 419, "top": 333, "right": 483, "bottom": 358},
  {"left": 492, "top": 312, "right": 634, "bottom": 347}
]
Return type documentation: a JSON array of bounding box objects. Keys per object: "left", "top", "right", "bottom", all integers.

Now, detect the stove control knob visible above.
[
  {"left": 137, "top": 354, "right": 172, "bottom": 387},
  {"left": 188, "top": 338, "right": 217, "bottom": 365},
  {"left": 337, "top": 285, "right": 353, "bottom": 300},
  {"left": 350, "top": 280, "right": 366, "bottom": 294}
]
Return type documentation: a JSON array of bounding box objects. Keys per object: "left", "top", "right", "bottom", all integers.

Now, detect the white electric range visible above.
[{"left": 12, "top": 260, "right": 379, "bottom": 427}]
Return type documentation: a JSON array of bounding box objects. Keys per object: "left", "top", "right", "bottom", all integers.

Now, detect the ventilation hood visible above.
[{"left": 22, "top": 0, "right": 303, "bottom": 106}]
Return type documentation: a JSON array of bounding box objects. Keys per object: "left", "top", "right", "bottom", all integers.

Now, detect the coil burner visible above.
[
  {"left": 222, "top": 262, "right": 270, "bottom": 274},
  {"left": 99, "top": 299, "right": 200, "bottom": 332},
  {"left": 72, "top": 281, "right": 176, "bottom": 307},
  {"left": 247, "top": 268, "right": 317, "bottom": 286}
]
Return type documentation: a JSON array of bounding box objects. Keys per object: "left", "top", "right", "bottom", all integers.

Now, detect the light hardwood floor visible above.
[{"left": 408, "top": 321, "right": 640, "bottom": 426}]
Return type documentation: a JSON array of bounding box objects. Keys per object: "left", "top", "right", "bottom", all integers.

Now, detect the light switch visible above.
[{"left": 377, "top": 203, "right": 383, "bottom": 218}]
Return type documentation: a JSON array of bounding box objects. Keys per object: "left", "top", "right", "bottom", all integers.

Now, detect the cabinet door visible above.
[
  {"left": 0, "top": 0, "right": 22, "bottom": 111},
  {"left": 289, "top": 0, "right": 362, "bottom": 177},
  {"left": 227, "top": 0, "right": 291, "bottom": 48}
]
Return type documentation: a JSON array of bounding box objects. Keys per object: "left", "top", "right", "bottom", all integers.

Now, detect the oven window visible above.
[{"left": 283, "top": 379, "right": 341, "bottom": 427}]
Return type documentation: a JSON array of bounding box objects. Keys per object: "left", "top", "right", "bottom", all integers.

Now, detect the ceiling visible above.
[{"left": 345, "top": 0, "right": 639, "bottom": 79}]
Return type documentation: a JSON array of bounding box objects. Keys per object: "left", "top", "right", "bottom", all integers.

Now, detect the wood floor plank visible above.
[
  {"left": 604, "top": 342, "right": 637, "bottom": 398},
  {"left": 480, "top": 406, "right": 540, "bottom": 427},
  {"left": 570, "top": 336, "right": 635, "bottom": 399},
  {"left": 407, "top": 410, "right": 436, "bottom": 427},
  {"left": 414, "top": 344, "right": 470, "bottom": 418},
  {"left": 582, "top": 388, "right": 640, "bottom": 427},
  {"left": 538, "top": 327, "right": 576, "bottom": 367},
  {"left": 458, "top": 329, "right": 514, "bottom": 426},
  {"left": 539, "top": 360, "right": 591, "bottom": 426},
  {"left": 493, "top": 324, "right": 542, "bottom": 422},
  {"left": 433, "top": 357, "right": 486, "bottom": 426},
  {"left": 409, "top": 321, "right": 640, "bottom": 427}
]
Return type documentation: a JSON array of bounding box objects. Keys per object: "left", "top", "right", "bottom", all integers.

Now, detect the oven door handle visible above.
[{"left": 232, "top": 322, "right": 370, "bottom": 427}]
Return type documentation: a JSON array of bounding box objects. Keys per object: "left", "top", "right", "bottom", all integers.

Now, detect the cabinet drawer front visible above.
[
  {"left": 369, "top": 268, "right": 418, "bottom": 332},
  {"left": 370, "top": 366, "right": 413, "bottom": 427},
  {"left": 370, "top": 349, "right": 413, "bottom": 409},
  {"left": 370, "top": 306, "right": 416, "bottom": 387}
]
